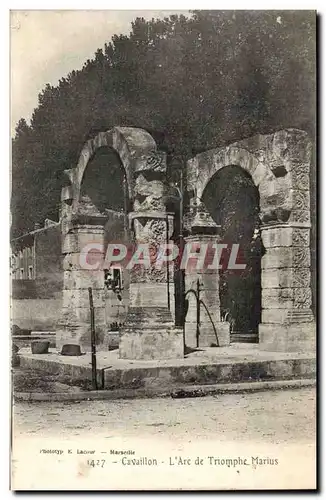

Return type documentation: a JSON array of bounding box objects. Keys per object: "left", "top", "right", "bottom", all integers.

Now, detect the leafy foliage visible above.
[{"left": 11, "top": 10, "right": 315, "bottom": 237}]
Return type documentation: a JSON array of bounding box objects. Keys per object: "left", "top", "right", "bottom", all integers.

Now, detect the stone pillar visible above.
[
  {"left": 119, "top": 152, "right": 183, "bottom": 360},
  {"left": 57, "top": 222, "right": 106, "bottom": 352},
  {"left": 184, "top": 205, "right": 230, "bottom": 348},
  {"left": 259, "top": 223, "right": 315, "bottom": 352}
]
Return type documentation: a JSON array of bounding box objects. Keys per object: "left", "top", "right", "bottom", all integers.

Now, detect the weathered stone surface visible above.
[
  {"left": 58, "top": 127, "right": 175, "bottom": 356},
  {"left": 293, "top": 287, "right": 312, "bottom": 308},
  {"left": 261, "top": 287, "right": 294, "bottom": 309},
  {"left": 289, "top": 209, "right": 311, "bottom": 224},
  {"left": 62, "top": 225, "right": 105, "bottom": 254},
  {"left": 60, "top": 304, "right": 106, "bottom": 325},
  {"left": 185, "top": 320, "right": 230, "bottom": 348},
  {"left": 119, "top": 327, "right": 184, "bottom": 360},
  {"left": 62, "top": 288, "right": 104, "bottom": 308},
  {"left": 237, "top": 129, "right": 312, "bottom": 176},
  {"left": 134, "top": 175, "right": 165, "bottom": 197},
  {"left": 261, "top": 226, "right": 310, "bottom": 248},
  {"left": 262, "top": 246, "right": 311, "bottom": 269},
  {"left": 259, "top": 322, "right": 315, "bottom": 353},
  {"left": 251, "top": 162, "right": 270, "bottom": 186},
  {"left": 129, "top": 282, "right": 168, "bottom": 308},
  {"left": 290, "top": 163, "right": 311, "bottom": 191},
  {"left": 262, "top": 286, "right": 312, "bottom": 310},
  {"left": 63, "top": 269, "right": 105, "bottom": 290},
  {"left": 261, "top": 268, "right": 311, "bottom": 289},
  {"left": 261, "top": 308, "right": 290, "bottom": 324},
  {"left": 261, "top": 307, "right": 314, "bottom": 324},
  {"left": 134, "top": 151, "right": 167, "bottom": 173}
]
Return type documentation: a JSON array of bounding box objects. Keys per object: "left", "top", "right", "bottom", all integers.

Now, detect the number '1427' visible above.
[{"left": 87, "top": 459, "right": 106, "bottom": 468}]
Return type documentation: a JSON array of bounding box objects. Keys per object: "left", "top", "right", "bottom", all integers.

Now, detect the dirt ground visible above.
[{"left": 13, "top": 387, "right": 316, "bottom": 444}]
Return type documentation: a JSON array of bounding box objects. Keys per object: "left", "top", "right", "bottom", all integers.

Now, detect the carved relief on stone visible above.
[
  {"left": 134, "top": 174, "right": 165, "bottom": 197},
  {"left": 261, "top": 226, "right": 310, "bottom": 249},
  {"left": 293, "top": 287, "right": 312, "bottom": 309},
  {"left": 290, "top": 163, "right": 310, "bottom": 191},
  {"left": 133, "top": 195, "right": 165, "bottom": 212},
  {"left": 292, "top": 228, "right": 310, "bottom": 247},
  {"left": 135, "top": 151, "right": 167, "bottom": 173},
  {"left": 289, "top": 209, "right": 310, "bottom": 224},
  {"left": 292, "top": 247, "right": 311, "bottom": 268},
  {"left": 130, "top": 216, "right": 170, "bottom": 284},
  {"left": 292, "top": 189, "right": 310, "bottom": 211},
  {"left": 291, "top": 268, "right": 311, "bottom": 289},
  {"left": 133, "top": 218, "right": 166, "bottom": 244},
  {"left": 191, "top": 201, "right": 218, "bottom": 230}
]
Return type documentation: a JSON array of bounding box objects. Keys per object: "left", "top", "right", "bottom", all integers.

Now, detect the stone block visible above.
[
  {"left": 129, "top": 282, "right": 168, "bottom": 308},
  {"left": 62, "top": 288, "right": 104, "bottom": 309},
  {"left": 261, "top": 288, "right": 294, "bottom": 309},
  {"left": 259, "top": 322, "right": 316, "bottom": 353},
  {"left": 262, "top": 246, "right": 310, "bottom": 270},
  {"left": 261, "top": 226, "right": 310, "bottom": 248},
  {"left": 63, "top": 269, "right": 105, "bottom": 290},
  {"left": 62, "top": 251, "right": 104, "bottom": 271},
  {"left": 292, "top": 189, "right": 310, "bottom": 211},
  {"left": 290, "top": 163, "right": 311, "bottom": 190},
  {"left": 134, "top": 175, "right": 165, "bottom": 197},
  {"left": 261, "top": 268, "right": 311, "bottom": 289},
  {"left": 261, "top": 308, "right": 290, "bottom": 324},
  {"left": 262, "top": 305, "right": 314, "bottom": 324},
  {"left": 293, "top": 287, "right": 312, "bottom": 308},
  {"left": 119, "top": 327, "right": 184, "bottom": 360},
  {"left": 62, "top": 226, "right": 105, "bottom": 254},
  {"left": 289, "top": 210, "right": 311, "bottom": 224},
  {"left": 60, "top": 305, "right": 106, "bottom": 325},
  {"left": 251, "top": 162, "right": 269, "bottom": 185}
]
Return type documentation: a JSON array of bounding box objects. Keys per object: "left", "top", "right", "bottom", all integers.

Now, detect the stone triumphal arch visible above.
[{"left": 57, "top": 127, "right": 315, "bottom": 358}]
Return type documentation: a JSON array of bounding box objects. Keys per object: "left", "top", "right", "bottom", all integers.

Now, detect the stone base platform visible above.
[
  {"left": 18, "top": 343, "right": 316, "bottom": 393},
  {"left": 259, "top": 322, "right": 316, "bottom": 353},
  {"left": 119, "top": 307, "right": 184, "bottom": 360},
  {"left": 119, "top": 328, "right": 184, "bottom": 360}
]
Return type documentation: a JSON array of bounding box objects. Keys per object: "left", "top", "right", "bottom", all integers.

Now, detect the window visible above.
[
  {"left": 28, "top": 266, "right": 33, "bottom": 280},
  {"left": 20, "top": 268, "right": 24, "bottom": 280}
]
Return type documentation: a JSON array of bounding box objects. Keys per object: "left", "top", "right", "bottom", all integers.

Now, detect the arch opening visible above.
[
  {"left": 79, "top": 146, "right": 127, "bottom": 216},
  {"left": 202, "top": 165, "right": 263, "bottom": 343}
]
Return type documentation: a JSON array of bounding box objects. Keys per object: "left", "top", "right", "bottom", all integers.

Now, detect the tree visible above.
[{"left": 11, "top": 10, "right": 315, "bottom": 238}]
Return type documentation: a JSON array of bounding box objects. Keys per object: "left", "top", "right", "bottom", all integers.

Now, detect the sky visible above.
[{"left": 10, "top": 10, "right": 188, "bottom": 135}]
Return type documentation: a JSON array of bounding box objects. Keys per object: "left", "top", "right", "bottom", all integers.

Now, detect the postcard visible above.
[{"left": 10, "top": 10, "right": 316, "bottom": 490}]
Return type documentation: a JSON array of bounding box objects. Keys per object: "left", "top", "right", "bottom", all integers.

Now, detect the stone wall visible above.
[
  {"left": 11, "top": 224, "right": 63, "bottom": 331},
  {"left": 11, "top": 297, "right": 61, "bottom": 330}
]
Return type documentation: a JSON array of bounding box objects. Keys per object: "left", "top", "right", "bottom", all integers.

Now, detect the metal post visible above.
[
  {"left": 166, "top": 213, "right": 171, "bottom": 311},
  {"left": 88, "top": 287, "right": 98, "bottom": 390},
  {"left": 123, "top": 175, "right": 129, "bottom": 240},
  {"left": 178, "top": 169, "right": 186, "bottom": 353},
  {"left": 196, "top": 279, "right": 201, "bottom": 348},
  {"left": 179, "top": 170, "right": 185, "bottom": 322}
]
